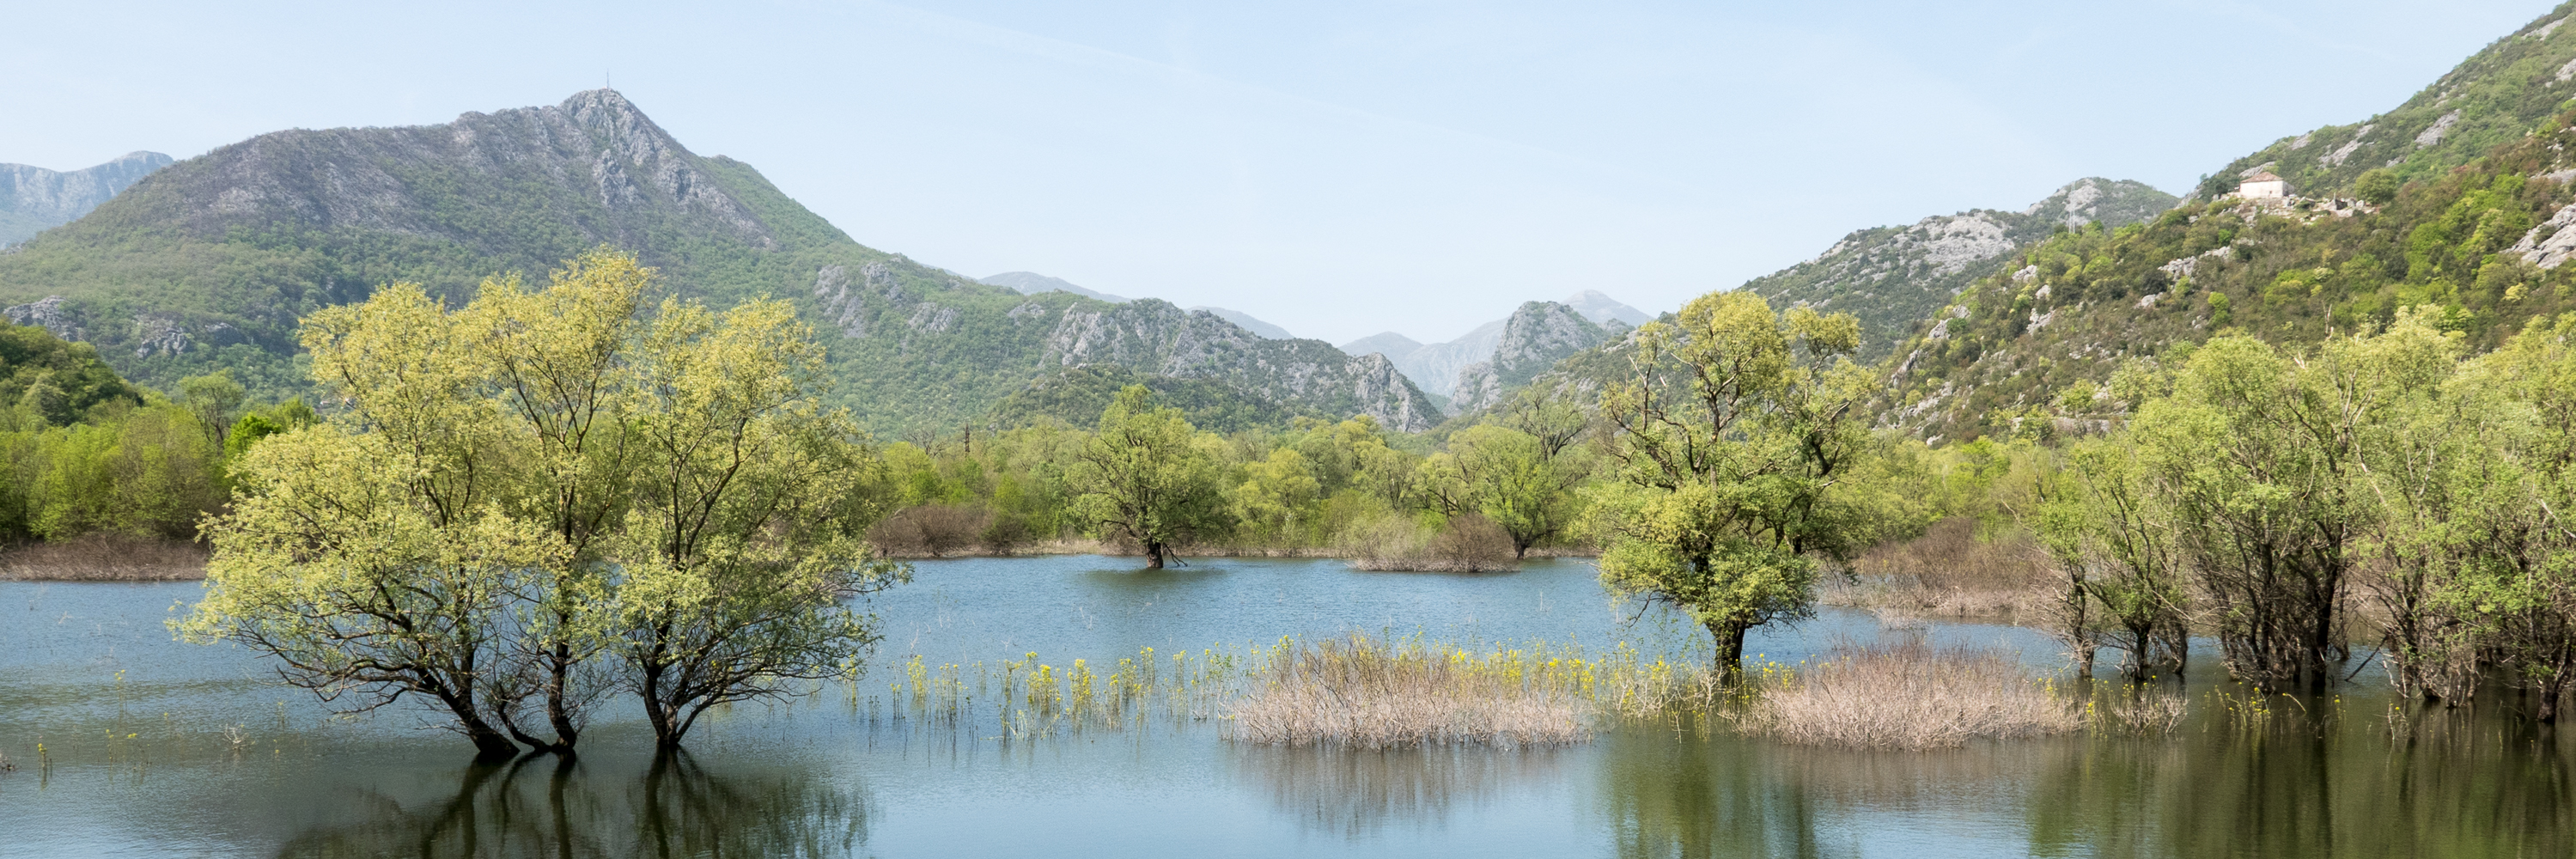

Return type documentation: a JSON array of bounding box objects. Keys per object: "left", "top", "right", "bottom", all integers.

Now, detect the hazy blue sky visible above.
[{"left": 3, "top": 0, "right": 2557, "bottom": 344}]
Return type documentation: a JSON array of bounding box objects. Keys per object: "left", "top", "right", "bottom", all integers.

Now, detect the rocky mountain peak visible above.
[
  {"left": 88, "top": 88, "right": 774, "bottom": 257},
  {"left": 2023, "top": 178, "right": 2179, "bottom": 229},
  {"left": 1448, "top": 301, "right": 1610, "bottom": 413}
]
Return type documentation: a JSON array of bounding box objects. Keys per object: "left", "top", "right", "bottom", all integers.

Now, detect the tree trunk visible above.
[
  {"left": 1709, "top": 620, "right": 1749, "bottom": 686},
  {"left": 546, "top": 640, "right": 580, "bottom": 752},
  {"left": 1144, "top": 541, "right": 1166, "bottom": 570},
  {"left": 641, "top": 662, "right": 679, "bottom": 748},
  {"left": 464, "top": 721, "right": 521, "bottom": 760}
]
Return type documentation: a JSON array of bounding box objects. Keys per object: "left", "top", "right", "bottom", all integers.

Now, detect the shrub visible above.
[
  {"left": 1341, "top": 513, "right": 1516, "bottom": 572},
  {"left": 867, "top": 503, "right": 992, "bottom": 557}
]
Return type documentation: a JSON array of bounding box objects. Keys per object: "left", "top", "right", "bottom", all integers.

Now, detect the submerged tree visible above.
[
  {"left": 1591, "top": 292, "right": 1879, "bottom": 683},
  {"left": 180, "top": 283, "right": 540, "bottom": 758},
  {"left": 182, "top": 248, "right": 904, "bottom": 757},
  {"left": 1070, "top": 386, "right": 1226, "bottom": 568},
  {"left": 2126, "top": 320, "right": 2449, "bottom": 691},
  {"left": 2033, "top": 436, "right": 2191, "bottom": 679},
  {"left": 607, "top": 291, "right": 904, "bottom": 749}
]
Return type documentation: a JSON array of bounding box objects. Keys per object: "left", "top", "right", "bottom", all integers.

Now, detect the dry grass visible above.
[
  {"left": 1740, "top": 640, "right": 2080, "bottom": 750},
  {"left": 1824, "top": 518, "right": 2051, "bottom": 619},
  {"left": 0, "top": 534, "right": 209, "bottom": 581},
  {"left": 1227, "top": 635, "right": 1586, "bottom": 749}
]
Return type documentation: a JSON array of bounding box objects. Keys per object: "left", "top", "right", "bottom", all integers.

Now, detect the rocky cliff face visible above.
[
  {"left": 1744, "top": 177, "right": 2177, "bottom": 361},
  {"left": 1447, "top": 301, "right": 1611, "bottom": 414},
  {"left": 1045, "top": 300, "right": 1434, "bottom": 430},
  {"left": 0, "top": 151, "right": 172, "bottom": 245}
]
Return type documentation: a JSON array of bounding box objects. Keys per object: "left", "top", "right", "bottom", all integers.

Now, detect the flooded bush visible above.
[
  {"left": 1341, "top": 513, "right": 1516, "bottom": 573},
  {"left": 1228, "top": 634, "right": 1586, "bottom": 749},
  {"left": 1824, "top": 518, "right": 2049, "bottom": 618},
  {"left": 1740, "top": 641, "right": 2078, "bottom": 750},
  {"left": 867, "top": 503, "right": 992, "bottom": 557}
]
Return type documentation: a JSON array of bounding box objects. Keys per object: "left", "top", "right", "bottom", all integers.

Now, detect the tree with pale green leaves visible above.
[
  {"left": 1590, "top": 291, "right": 1879, "bottom": 683},
  {"left": 180, "top": 248, "right": 905, "bottom": 757}
]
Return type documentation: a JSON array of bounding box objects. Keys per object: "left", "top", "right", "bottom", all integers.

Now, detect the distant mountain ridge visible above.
[
  {"left": 0, "top": 151, "right": 172, "bottom": 245},
  {"left": 1340, "top": 290, "right": 1647, "bottom": 399},
  {"left": 0, "top": 91, "right": 1435, "bottom": 431},
  {"left": 982, "top": 271, "right": 1128, "bottom": 303},
  {"left": 977, "top": 271, "right": 1294, "bottom": 338},
  {"left": 1564, "top": 289, "right": 1652, "bottom": 326}
]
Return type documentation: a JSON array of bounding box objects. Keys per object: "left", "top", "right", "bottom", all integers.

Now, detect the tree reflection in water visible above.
[
  {"left": 1233, "top": 743, "right": 1567, "bottom": 838},
  {"left": 2023, "top": 697, "right": 2576, "bottom": 859},
  {"left": 273, "top": 751, "right": 868, "bottom": 859},
  {"left": 1595, "top": 716, "right": 1831, "bottom": 859}
]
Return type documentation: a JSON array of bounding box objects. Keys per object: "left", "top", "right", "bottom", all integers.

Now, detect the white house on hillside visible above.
[{"left": 2237, "top": 171, "right": 2291, "bottom": 199}]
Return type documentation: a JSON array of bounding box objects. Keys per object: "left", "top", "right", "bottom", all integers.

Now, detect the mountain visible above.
[
  {"left": 1743, "top": 178, "right": 2177, "bottom": 361},
  {"left": 988, "top": 297, "right": 1437, "bottom": 430},
  {"left": 0, "top": 151, "right": 173, "bottom": 246},
  {"left": 981, "top": 271, "right": 1128, "bottom": 303},
  {"left": 1186, "top": 306, "right": 1291, "bottom": 339},
  {"left": 0, "top": 90, "right": 1436, "bottom": 432},
  {"left": 1339, "top": 289, "right": 1649, "bottom": 399},
  {"left": 978, "top": 271, "right": 1294, "bottom": 338},
  {"left": 1879, "top": 3, "right": 2576, "bottom": 443},
  {"left": 1447, "top": 302, "right": 1614, "bottom": 414},
  {"left": 1564, "top": 289, "right": 1651, "bottom": 326},
  {"left": 1387, "top": 320, "right": 1506, "bottom": 399},
  {"left": 1339, "top": 332, "right": 1422, "bottom": 361}
]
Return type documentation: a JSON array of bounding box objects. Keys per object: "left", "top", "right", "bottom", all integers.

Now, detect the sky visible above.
[{"left": 2, "top": 0, "right": 2560, "bottom": 344}]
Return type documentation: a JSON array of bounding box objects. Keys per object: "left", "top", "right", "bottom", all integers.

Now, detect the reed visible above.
[
  {"left": 1227, "top": 634, "right": 1587, "bottom": 749},
  {"left": 1739, "top": 641, "right": 2080, "bottom": 750},
  {"left": 0, "top": 534, "right": 208, "bottom": 581},
  {"left": 869, "top": 635, "right": 2198, "bottom": 752}
]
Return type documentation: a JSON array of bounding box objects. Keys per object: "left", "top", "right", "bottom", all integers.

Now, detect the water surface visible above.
[{"left": 3, "top": 557, "right": 2567, "bottom": 857}]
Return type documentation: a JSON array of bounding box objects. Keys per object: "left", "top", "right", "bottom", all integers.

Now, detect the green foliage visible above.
[
  {"left": 1590, "top": 292, "right": 1884, "bottom": 682},
  {"left": 0, "top": 322, "right": 144, "bottom": 426},
  {"left": 1068, "top": 387, "right": 1229, "bottom": 568},
  {"left": 0, "top": 400, "right": 228, "bottom": 542},
  {"left": 2007, "top": 308, "right": 2576, "bottom": 710}
]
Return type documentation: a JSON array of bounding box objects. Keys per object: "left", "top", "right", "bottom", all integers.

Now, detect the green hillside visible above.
[{"left": 0, "top": 90, "right": 1437, "bottom": 435}]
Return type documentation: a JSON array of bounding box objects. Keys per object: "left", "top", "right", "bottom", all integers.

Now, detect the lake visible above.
[{"left": 3, "top": 556, "right": 2569, "bottom": 857}]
